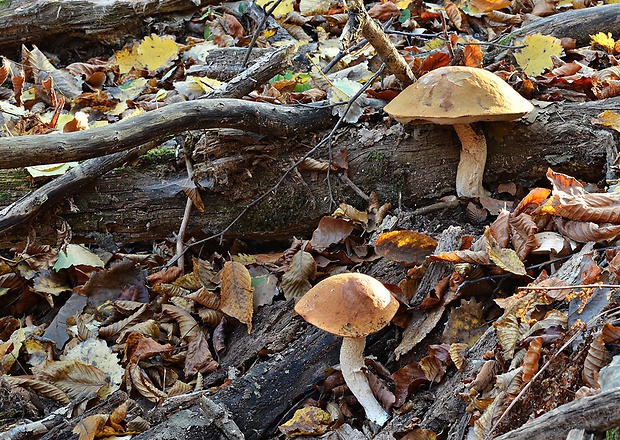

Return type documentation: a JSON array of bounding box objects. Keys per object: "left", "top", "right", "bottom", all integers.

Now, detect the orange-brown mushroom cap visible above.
[
  {"left": 294, "top": 273, "right": 399, "bottom": 338},
  {"left": 383, "top": 66, "right": 533, "bottom": 125}
]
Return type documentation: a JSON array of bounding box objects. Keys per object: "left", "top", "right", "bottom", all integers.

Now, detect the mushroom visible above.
[
  {"left": 383, "top": 66, "right": 534, "bottom": 198},
  {"left": 294, "top": 272, "right": 399, "bottom": 426}
]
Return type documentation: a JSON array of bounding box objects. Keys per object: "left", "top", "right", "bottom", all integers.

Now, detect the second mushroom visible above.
[
  {"left": 294, "top": 272, "right": 399, "bottom": 426},
  {"left": 384, "top": 66, "right": 534, "bottom": 198}
]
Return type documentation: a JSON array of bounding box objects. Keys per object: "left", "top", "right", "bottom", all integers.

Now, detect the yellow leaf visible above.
[
  {"left": 278, "top": 406, "right": 332, "bottom": 436},
  {"left": 484, "top": 228, "right": 526, "bottom": 275},
  {"left": 593, "top": 110, "right": 620, "bottom": 132},
  {"left": 220, "top": 261, "right": 254, "bottom": 333},
  {"left": 590, "top": 32, "right": 616, "bottom": 53},
  {"left": 514, "top": 33, "right": 563, "bottom": 76},
  {"left": 256, "top": 0, "right": 295, "bottom": 18},
  {"left": 115, "top": 34, "right": 179, "bottom": 74}
]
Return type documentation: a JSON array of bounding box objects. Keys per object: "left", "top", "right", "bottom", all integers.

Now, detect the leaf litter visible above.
[{"left": 0, "top": 0, "right": 620, "bottom": 438}]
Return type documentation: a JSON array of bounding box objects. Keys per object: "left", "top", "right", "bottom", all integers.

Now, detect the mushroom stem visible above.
[
  {"left": 453, "top": 123, "right": 491, "bottom": 198},
  {"left": 340, "top": 337, "right": 389, "bottom": 426}
]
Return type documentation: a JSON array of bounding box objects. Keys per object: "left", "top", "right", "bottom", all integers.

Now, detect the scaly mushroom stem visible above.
[
  {"left": 453, "top": 123, "right": 491, "bottom": 198},
  {"left": 340, "top": 337, "right": 389, "bottom": 426}
]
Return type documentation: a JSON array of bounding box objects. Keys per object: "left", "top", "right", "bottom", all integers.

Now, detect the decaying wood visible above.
[
  {"left": 493, "top": 387, "right": 620, "bottom": 440},
  {"left": 0, "top": 96, "right": 617, "bottom": 248},
  {"left": 0, "top": 0, "right": 217, "bottom": 55}
]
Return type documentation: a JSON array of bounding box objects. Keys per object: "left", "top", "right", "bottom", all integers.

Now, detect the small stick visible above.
[{"left": 518, "top": 284, "right": 620, "bottom": 291}]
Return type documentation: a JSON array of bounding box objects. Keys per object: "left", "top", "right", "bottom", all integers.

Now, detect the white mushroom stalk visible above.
[
  {"left": 453, "top": 124, "right": 490, "bottom": 198},
  {"left": 340, "top": 337, "right": 390, "bottom": 426}
]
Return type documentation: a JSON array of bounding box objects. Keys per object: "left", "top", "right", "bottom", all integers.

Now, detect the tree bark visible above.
[{"left": 0, "top": 97, "right": 616, "bottom": 249}]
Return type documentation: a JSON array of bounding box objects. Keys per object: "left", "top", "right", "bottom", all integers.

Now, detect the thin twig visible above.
[
  {"left": 242, "top": 0, "right": 285, "bottom": 68},
  {"left": 165, "top": 66, "right": 386, "bottom": 268},
  {"left": 519, "top": 284, "right": 620, "bottom": 291},
  {"left": 176, "top": 140, "right": 195, "bottom": 271}
]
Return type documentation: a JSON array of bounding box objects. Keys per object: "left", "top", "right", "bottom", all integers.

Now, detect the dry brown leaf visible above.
[
  {"left": 489, "top": 209, "right": 511, "bottom": 248},
  {"left": 418, "top": 52, "right": 451, "bottom": 76},
  {"left": 220, "top": 261, "right": 254, "bottom": 333},
  {"left": 33, "top": 359, "right": 108, "bottom": 400},
  {"left": 514, "top": 187, "right": 551, "bottom": 216},
  {"left": 469, "top": 359, "right": 498, "bottom": 393},
  {"left": 161, "top": 304, "right": 200, "bottom": 342},
  {"left": 427, "top": 249, "right": 490, "bottom": 265},
  {"left": 187, "top": 287, "right": 221, "bottom": 309},
  {"left": 336, "top": 203, "right": 368, "bottom": 225},
  {"left": 400, "top": 427, "right": 438, "bottom": 440},
  {"left": 485, "top": 228, "right": 526, "bottom": 275},
  {"left": 494, "top": 313, "right": 520, "bottom": 360},
  {"left": 73, "top": 414, "right": 109, "bottom": 440},
  {"left": 510, "top": 213, "right": 539, "bottom": 260},
  {"left": 310, "top": 216, "right": 355, "bottom": 250},
  {"left": 521, "top": 336, "right": 543, "bottom": 383},
  {"left": 198, "top": 308, "right": 226, "bottom": 326},
  {"left": 601, "top": 322, "right": 620, "bottom": 344},
  {"left": 184, "top": 328, "right": 219, "bottom": 376},
  {"left": 3, "top": 375, "right": 71, "bottom": 404},
  {"left": 391, "top": 362, "right": 429, "bottom": 407},
  {"left": 441, "top": 298, "right": 487, "bottom": 345},
  {"left": 486, "top": 10, "right": 522, "bottom": 24},
  {"left": 537, "top": 169, "right": 620, "bottom": 224},
  {"left": 444, "top": 1, "right": 470, "bottom": 32},
  {"left": 368, "top": 1, "right": 401, "bottom": 21},
  {"left": 127, "top": 363, "right": 168, "bottom": 402},
  {"left": 123, "top": 332, "right": 174, "bottom": 363},
  {"left": 375, "top": 230, "right": 438, "bottom": 266},
  {"left": 466, "top": 202, "right": 488, "bottom": 224},
  {"left": 610, "top": 250, "right": 620, "bottom": 281},
  {"left": 554, "top": 218, "right": 620, "bottom": 243},
  {"left": 280, "top": 250, "right": 317, "bottom": 299},
  {"left": 450, "top": 343, "right": 469, "bottom": 371},
  {"left": 471, "top": 0, "right": 511, "bottom": 11},
  {"left": 223, "top": 13, "right": 245, "bottom": 40},
  {"left": 146, "top": 266, "right": 183, "bottom": 286},
  {"left": 582, "top": 330, "right": 611, "bottom": 388}
]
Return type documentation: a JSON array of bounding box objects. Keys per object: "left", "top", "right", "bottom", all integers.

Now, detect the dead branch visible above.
[{"left": 0, "top": 99, "right": 335, "bottom": 169}]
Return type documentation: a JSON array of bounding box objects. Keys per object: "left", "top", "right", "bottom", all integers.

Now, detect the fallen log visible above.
[
  {"left": 0, "top": 97, "right": 617, "bottom": 249},
  {"left": 0, "top": 0, "right": 217, "bottom": 56}
]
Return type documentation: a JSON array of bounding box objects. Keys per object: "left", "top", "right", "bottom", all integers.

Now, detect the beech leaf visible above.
[{"left": 220, "top": 261, "right": 254, "bottom": 333}]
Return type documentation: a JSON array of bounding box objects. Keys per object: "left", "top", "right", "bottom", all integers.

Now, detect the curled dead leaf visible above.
[
  {"left": 521, "top": 336, "right": 543, "bottom": 383},
  {"left": 280, "top": 250, "right": 317, "bottom": 299}
]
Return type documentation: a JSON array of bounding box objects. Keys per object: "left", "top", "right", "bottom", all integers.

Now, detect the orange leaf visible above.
[
  {"left": 418, "top": 52, "right": 451, "bottom": 76},
  {"left": 375, "top": 230, "right": 438, "bottom": 265},
  {"left": 521, "top": 336, "right": 542, "bottom": 383},
  {"left": 470, "top": 0, "right": 511, "bottom": 12},
  {"left": 464, "top": 44, "right": 483, "bottom": 68},
  {"left": 220, "top": 261, "right": 254, "bottom": 333}
]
